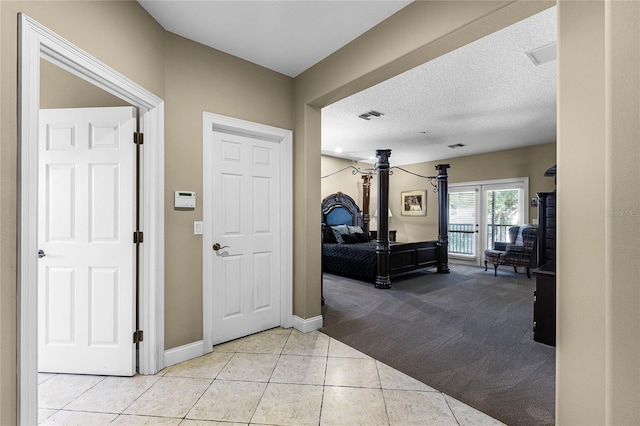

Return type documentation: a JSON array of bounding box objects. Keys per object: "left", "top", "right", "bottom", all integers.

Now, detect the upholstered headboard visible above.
[{"left": 321, "top": 192, "right": 363, "bottom": 227}]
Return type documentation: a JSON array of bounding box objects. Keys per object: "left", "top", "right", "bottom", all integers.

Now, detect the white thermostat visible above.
[{"left": 175, "top": 191, "right": 196, "bottom": 208}]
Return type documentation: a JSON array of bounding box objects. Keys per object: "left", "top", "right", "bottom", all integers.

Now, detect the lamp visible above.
[
  {"left": 374, "top": 209, "right": 393, "bottom": 218},
  {"left": 372, "top": 208, "right": 395, "bottom": 242}
]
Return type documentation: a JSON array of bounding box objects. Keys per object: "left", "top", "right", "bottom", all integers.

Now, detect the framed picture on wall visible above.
[{"left": 401, "top": 190, "right": 427, "bottom": 216}]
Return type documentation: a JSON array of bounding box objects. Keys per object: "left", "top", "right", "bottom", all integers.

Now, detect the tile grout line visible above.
[
  {"left": 246, "top": 333, "right": 287, "bottom": 425},
  {"left": 442, "top": 394, "right": 463, "bottom": 426},
  {"left": 179, "top": 349, "right": 226, "bottom": 423},
  {"left": 374, "top": 359, "right": 392, "bottom": 426},
  {"left": 40, "top": 373, "right": 107, "bottom": 413},
  {"left": 116, "top": 372, "right": 166, "bottom": 418},
  {"left": 318, "top": 337, "right": 332, "bottom": 426}
]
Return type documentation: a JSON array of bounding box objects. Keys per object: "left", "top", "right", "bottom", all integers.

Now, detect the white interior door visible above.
[
  {"left": 207, "top": 129, "right": 282, "bottom": 345},
  {"left": 38, "top": 106, "right": 137, "bottom": 376}
]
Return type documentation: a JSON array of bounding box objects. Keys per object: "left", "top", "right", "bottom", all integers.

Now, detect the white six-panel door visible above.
[
  {"left": 38, "top": 107, "right": 136, "bottom": 376},
  {"left": 208, "top": 129, "right": 281, "bottom": 345}
]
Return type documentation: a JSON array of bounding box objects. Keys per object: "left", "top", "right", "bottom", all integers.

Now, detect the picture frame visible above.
[{"left": 401, "top": 190, "right": 427, "bottom": 216}]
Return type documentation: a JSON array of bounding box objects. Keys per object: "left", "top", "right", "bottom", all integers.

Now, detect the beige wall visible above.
[
  {"left": 557, "top": 0, "right": 640, "bottom": 423},
  {"left": 163, "top": 32, "right": 293, "bottom": 349},
  {"left": 320, "top": 156, "right": 368, "bottom": 203},
  {"left": 40, "top": 60, "right": 129, "bottom": 109},
  {"left": 606, "top": 2, "right": 640, "bottom": 421},
  {"left": 322, "top": 144, "right": 556, "bottom": 243}
]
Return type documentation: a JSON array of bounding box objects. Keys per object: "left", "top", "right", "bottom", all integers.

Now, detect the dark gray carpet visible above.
[{"left": 320, "top": 264, "right": 555, "bottom": 426}]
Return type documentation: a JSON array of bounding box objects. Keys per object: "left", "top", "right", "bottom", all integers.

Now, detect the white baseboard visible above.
[
  {"left": 163, "top": 317, "right": 322, "bottom": 368},
  {"left": 292, "top": 315, "right": 323, "bottom": 333},
  {"left": 163, "top": 340, "right": 205, "bottom": 368}
]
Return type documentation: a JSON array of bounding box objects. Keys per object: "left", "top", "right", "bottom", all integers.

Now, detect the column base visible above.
[
  {"left": 437, "top": 265, "right": 450, "bottom": 274},
  {"left": 375, "top": 276, "right": 392, "bottom": 289}
]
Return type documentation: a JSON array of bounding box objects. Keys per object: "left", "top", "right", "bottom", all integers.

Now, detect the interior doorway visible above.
[
  {"left": 201, "top": 112, "right": 293, "bottom": 353},
  {"left": 18, "top": 14, "right": 165, "bottom": 425},
  {"left": 38, "top": 58, "right": 142, "bottom": 378}
]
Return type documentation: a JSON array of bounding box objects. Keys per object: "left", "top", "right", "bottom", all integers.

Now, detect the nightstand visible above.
[{"left": 369, "top": 230, "right": 397, "bottom": 242}]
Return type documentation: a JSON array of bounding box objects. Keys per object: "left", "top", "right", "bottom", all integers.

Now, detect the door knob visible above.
[
  {"left": 38, "top": 249, "right": 46, "bottom": 258},
  {"left": 212, "top": 243, "right": 229, "bottom": 251}
]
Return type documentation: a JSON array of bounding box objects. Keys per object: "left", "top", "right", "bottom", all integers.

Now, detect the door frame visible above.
[
  {"left": 481, "top": 180, "right": 528, "bottom": 251},
  {"left": 449, "top": 177, "right": 529, "bottom": 266},
  {"left": 448, "top": 184, "right": 481, "bottom": 262},
  {"left": 18, "top": 14, "right": 165, "bottom": 425},
  {"left": 202, "top": 112, "right": 293, "bottom": 353}
]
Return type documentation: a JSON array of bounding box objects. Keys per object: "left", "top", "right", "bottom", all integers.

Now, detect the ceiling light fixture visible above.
[
  {"left": 526, "top": 41, "right": 557, "bottom": 66},
  {"left": 359, "top": 110, "right": 384, "bottom": 120},
  {"left": 334, "top": 148, "right": 343, "bottom": 153}
]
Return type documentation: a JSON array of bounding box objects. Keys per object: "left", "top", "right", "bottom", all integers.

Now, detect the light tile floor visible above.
[{"left": 38, "top": 327, "right": 504, "bottom": 425}]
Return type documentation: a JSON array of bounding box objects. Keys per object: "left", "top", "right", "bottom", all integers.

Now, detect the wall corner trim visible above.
[
  {"left": 292, "top": 315, "right": 323, "bottom": 333},
  {"left": 163, "top": 341, "right": 205, "bottom": 368}
]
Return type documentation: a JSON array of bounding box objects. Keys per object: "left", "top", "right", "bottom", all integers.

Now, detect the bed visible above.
[{"left": 321, "top": 192, "right": 441, "bottom": 283}]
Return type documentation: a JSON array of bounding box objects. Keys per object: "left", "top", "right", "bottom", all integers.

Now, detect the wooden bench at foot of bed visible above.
[{"left": 389, "top": 240, "right": 440, "bottom": 277}]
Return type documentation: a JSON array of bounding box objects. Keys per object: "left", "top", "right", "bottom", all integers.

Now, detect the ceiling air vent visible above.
[
  {"left": 448, "top": 143, "right": 465, "bottom": 149},
  {"left": 358, "top": 110, "right": 384, "bottom": 120},
  {"left": 526, "top": 42, "right": 557, "bottom": 66}
]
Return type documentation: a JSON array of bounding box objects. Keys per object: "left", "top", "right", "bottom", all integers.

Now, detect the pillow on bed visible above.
[
  {"left": 322, "top": 224, "right": 337, "bottom": 243},
  {"left": 341, "top": 233, "right": 360, "bottom": 244},
  {"left": 331, "top": 225, "right": 349, "bottom": 243},
  {"left": 355, "top": 232, "right": 371, "bottom": 243},
  {"left": 347, "top": 225, "right": 364, "bottom": 235}
]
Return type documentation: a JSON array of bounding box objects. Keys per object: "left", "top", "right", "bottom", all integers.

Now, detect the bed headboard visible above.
[{"left": 321, "top": 192, "right": 363, "bottom": 227}]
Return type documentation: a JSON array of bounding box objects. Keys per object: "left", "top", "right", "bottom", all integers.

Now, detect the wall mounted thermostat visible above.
[{"left": 175, "top": 191, "right": 196, "bottom": 208}]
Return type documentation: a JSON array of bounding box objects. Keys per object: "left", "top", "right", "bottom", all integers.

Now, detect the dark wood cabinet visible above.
[
  {"left": 535, "top": 191, "right": 556, "bottom": 346},
  {"left": 533, "top": 262, "right": 556, "bottom": 346},
  {"left": 537, "top": 191, "right": 556, "bottom": 265}
]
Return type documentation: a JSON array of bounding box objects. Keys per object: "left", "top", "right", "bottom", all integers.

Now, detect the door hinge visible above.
[
  {"left": 133, "top": 329, "right": 144, "bottom": 344},
  {"left": 134, "top": 132, "right": 144, "bottom": 145},
  {"left": 133, "top": 231, "right": 144, "bottom": 244}
]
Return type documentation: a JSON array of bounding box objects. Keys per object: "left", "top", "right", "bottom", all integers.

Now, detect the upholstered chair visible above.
[{"left": 484, "top": 224, "right": 538, "bottom": 278}]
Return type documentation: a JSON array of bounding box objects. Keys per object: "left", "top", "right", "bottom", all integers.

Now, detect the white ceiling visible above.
[
  {"left": 138, "top": 1, "right": 556, "bottom": 167},
  {"left": 137, "top": 0, "right": 412, "bottom": 78}
]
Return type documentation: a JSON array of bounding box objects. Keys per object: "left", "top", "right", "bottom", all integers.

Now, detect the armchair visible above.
[{"left": 484, "top": 224, "right": 538, "bottom": 278}]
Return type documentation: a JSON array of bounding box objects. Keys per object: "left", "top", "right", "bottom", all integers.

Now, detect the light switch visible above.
[{"left": 194, "top": 221, "right": 203, "bottom": 235}]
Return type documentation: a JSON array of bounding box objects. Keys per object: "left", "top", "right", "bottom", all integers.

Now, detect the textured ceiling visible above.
[
  {"left": 321, "top": 6, "right": 557, "bottom": 166},
  {"left": 137, "top": 0, "right": 412, "bottom": 77}
]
